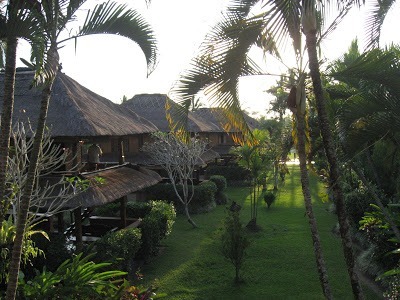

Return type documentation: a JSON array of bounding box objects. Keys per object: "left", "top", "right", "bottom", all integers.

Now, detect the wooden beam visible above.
[{"left": 74, "top": 207, "right": 83, "bottom": 253}]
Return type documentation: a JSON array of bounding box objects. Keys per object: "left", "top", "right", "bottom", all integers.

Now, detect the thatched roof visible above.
[
  {"left": 121, "top": 94, "right": 221, "bottom": 132},
  {"left": 0, "top": 71, "right": 157, "bottom": 137},
  {"left": 191, "top": 108, "right": 260, "bottom": 132},
  {"left": 64, "top": 163, "right": 161, "bottom": 208}
]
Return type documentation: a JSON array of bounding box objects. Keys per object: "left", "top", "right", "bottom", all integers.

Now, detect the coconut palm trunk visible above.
[
  {"left": 296, "top": 112, "right": 332, "bottom": 299},
  {"left": 304, "top": 29, "right": 364, "bottom": 299},
  {"left": 0, "top": 37, "right": 17, "bottom": 224},
  {"left": 5, "top": 47, "right": 58, "bottom": 300}
]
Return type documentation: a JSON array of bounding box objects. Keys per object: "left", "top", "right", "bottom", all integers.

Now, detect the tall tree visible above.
[
  {"left": 0, "top": 0, "right": 44, "bottom": 225},
  {"left": 5, "top": 1, "right": 157, "bottom": 299},
  {"left": 171, "top": 0, "right": 364, "bottom": 298},
  {"left": 287, "top": 73, "right": 332, "bottom": 298},
  {"left": 302, "top": 2, "right": 363, "bottom": 297}
]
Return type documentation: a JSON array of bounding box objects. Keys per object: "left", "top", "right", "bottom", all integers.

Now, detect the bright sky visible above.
[{"left": 16, "top": 0, "right": 400, "bottom": 117}]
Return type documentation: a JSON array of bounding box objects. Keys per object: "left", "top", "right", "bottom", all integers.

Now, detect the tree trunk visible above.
[
  {"left": 305, "top": 32, "right": 364, "bottom": 299},
  {"left": 0, "top": 37, "right": 18, "bottom": 225},
  {"left": 6, "top": 48, "right": 59, "bottom": 300},
  {"left": 273, "top": 160, "right": 279, "bottom": 190},
  {"left": 296, "top": 113, "right": 332, "bottom": 299},
  {"left": 184, "top": 204, "right": 197, "bottom": 228}
]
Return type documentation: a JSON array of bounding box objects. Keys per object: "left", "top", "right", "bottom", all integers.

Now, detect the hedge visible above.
[
  {"left": 95, "top": 227, "right": 142, "bottom": 272},
  {"left": 205, "top": 164, "right": 251, "bottom": 183},
  {"left": 145, "top": 181, "right": 217, "bottom": 214}
]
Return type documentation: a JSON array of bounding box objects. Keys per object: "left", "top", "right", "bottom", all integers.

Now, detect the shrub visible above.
[
  {"left": 264, "top": 191, "right": 276, "bottom": 209},
  {"left": 145, "top": 183, "right": 176, "bottom": 203},
  {"left": 93, "top": 202, "right": 120, "bottom": 217},
  {"left": 28, "top": 232, "right": 71, "bottom": 275},
  {"left": 344, "top": 188, "right": 374, "bottom": 226},
  {"left": 190, "top": 180, "right": 217, "bottom": 213},
  {"left": 149, "top": 200, "right": 176, "bottom": 237},
  {"left": 136, "top": 216, "right": 161, "bottom": 261},
  {"left": 126, "top": 201, "right": 152, "bottom": 219},
  {"left": 19, "top": 253, "right": 127, "bottom": 300},
  {"left": 209, "top": 175, "right": 228, "bottom": 205},
  {"left": 145, "top": 182, "right": 217, "bottom": 214},
  {"left": 205, "top": 164, "right": 251, "bottom": 183},
  {"left": 95, "top": 228, "right": 142, "bottom": 271},
  {"left": 209, "top": 175, "right": 227, "bottom": 193},
  {"left": 136, "top": 201, "right": 176, "bottom": 261},
  {"left": 221, "top": 208, "right": 249, "bottom": 284}
]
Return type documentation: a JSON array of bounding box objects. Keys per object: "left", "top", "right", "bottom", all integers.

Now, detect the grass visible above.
[{"left": 141, "top": 165, "right": 379, "bottom": 299}]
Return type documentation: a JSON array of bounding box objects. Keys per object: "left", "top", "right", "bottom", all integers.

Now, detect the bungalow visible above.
[{"left": 0, "top": 69, "right": 162, "bottom": 249}]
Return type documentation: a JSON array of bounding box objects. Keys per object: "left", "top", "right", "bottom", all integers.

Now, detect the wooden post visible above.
[
  {"left": 74, "top": 207, "right": 83, "bottom": 253},
  {"left": 118, "top": 138, "right": 125, "bottom": 165},
  {"left": 57, "top": 211, "right": 65, "bottom": 233},
  {"left": 120, "top": 197, "right": 127, "bottom": 228},
  {"left": 72, "top": 141, "right": 82, "bottom": 173},
  {"left": 48, "top": 215, "right": 54, "bottom": 232},
  {"left": 118, "top": 138, "right": 127, "bottom": 228}
]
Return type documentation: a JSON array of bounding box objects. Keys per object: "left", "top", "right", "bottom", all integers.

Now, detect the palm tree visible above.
[
  {"left": 230, "top": 129, "right": 271, "bottom": 230},
  {"left": 328, "top": 45, "right": 400, "bottom": 242},
  {"left": 5, "top": 1, "right": 157, "bottom": 299},
  {"left": 288, "top": 72, "right": 332, "bottom": 298},
  {"left": 0, "top": 0, "right": 44, "bottom": 225},
  {"left": 301, "top": 3, "right": 363, "bottom": 298},
  {"left": 171, "top": 0, "right": 363, "bottom": 298}
]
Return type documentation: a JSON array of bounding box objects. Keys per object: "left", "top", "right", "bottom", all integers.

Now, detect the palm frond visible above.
[
  {"left": 65, "top": 0, "right": 157, "bottom": 76},
  {"left": 339, "top": 90, "right": 400, "bottom": 152},
  {"left": 170, "top": 13, "right": 264, "bottom": 142},
  {"left": 263, "top": 0, "right": 301, "bottom": 54},
  {"left": 329, "top": 47, "right": 400, "bottom": 97},
  {"left": 227, "top": 0, "right": 260, "bottom": 17},
  {"left": 364, "top": 0, "right": 396, "bottom": 50},
  {"left": 320, "top": 0, "right": 353, "bottom": 42}
]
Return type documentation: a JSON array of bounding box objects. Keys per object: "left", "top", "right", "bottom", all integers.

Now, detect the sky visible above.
[{"left": 16, "top": 0, "right": 400, "bottom": 117}]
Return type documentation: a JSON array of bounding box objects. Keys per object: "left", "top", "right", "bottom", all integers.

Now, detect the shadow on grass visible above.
[{"left": 140, "top": 167, "right": 374, "bottom": 299}]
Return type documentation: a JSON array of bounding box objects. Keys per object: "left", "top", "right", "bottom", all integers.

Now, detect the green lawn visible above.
[{"left": 141, "top": 165, "right": 379, "bottom": 299}]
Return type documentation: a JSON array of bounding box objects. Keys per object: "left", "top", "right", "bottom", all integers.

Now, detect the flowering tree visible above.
[
  {"left": 3, "top": 122, "right": 84, "bottom": 287},
  {"left": 6, "top": 122, "right": 80, "bottom": 225},
  {"left": 142, "top": 132, "right": 207, "bottom": 228}
]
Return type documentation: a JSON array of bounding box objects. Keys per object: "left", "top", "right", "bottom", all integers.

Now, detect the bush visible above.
[
  {"left": 264, "top": 191, "right": 276, "bottom": 209},
  {"left": 344, "top": 188, "right": 375, "bottom": 226},
  {"left": 205, "top": 164, "right": 251, "bottom": 183},
  {"left": 28, "top": 232, "right": 71, "bottom": 275},
  {"left": 126, "top": 201, "right": 152, "bottom": 219},
  {"left": 137, "top": 216, "right": 161, "bottom": 261},
  {"left": 148, "top": 200, "right": 176, "bottom": 237},
  {"left": 136, "top": 201, "right": 176, "bottom": 262},
  {"left": 209, "top": 175, "right": 227, "bottom": 193},
  {"left": 191, "top": 180, "right": 217, "bottom": 213},
  {"left": 93, "top": 202, "right": 120, "bottom": 217},
  {"left": 209, "top": 175, "right": 228, "bottom": 205},
  {"left": 221, "top": 208, "right": 249, "bottom": 283},
  {"left": 145, "top": 181, "right": 217, "bottom": 214},
  {"left": 94, "top": 201, "right": 153, "bottom": 219},
  {"left": 95, "top": 228, "right": 142, "bottom": 271},
  {"left": 19, "top": 253, "right": 127, "bottom": 300}
]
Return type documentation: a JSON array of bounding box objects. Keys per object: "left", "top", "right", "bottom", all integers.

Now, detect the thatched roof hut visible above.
[
  {"left": 121, "top": 93, "right": 221, "bottom": 133},
  {"left": 64, "top": 163, "right": 162, "bottom": 208},
  {"left": 0, "top": 70, "right": 157, "bottom": 137},
  {"left": 191, "top": 107, "right": 260, "bottom": 132}
]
